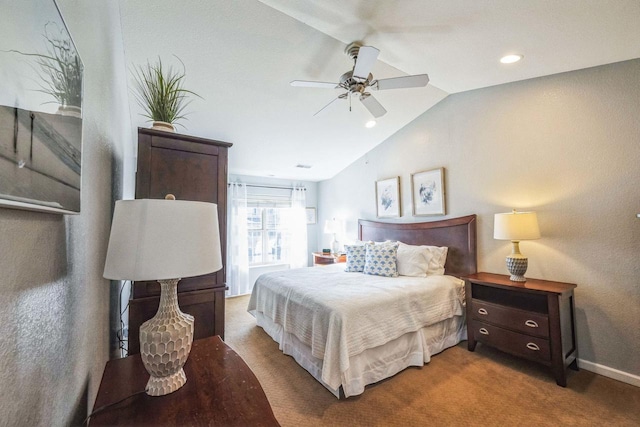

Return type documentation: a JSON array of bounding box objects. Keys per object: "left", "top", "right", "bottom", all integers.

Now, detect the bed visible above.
[{"left": 248, "top": 215, "right": 477, "bottom": 397}]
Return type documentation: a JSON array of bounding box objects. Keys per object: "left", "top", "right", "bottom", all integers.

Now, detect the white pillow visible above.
[
  {"left": 396, "top": 242, "right": 432, "bottom": 277},
  {"left": 424, "top": 246, "right": 448, "bottom": 275},
  {"left": 374, "top": 240, "right": 396, "bottom": 245}
]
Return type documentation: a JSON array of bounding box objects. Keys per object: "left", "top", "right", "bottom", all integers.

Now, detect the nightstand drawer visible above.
[
  {"left": 312, "top": 252, "right": 346, "bottom": 266},
  {"left": 470, "top": 320, "right": 551, "bottom": 363},
  {"left": 471, "top": 299, "right": 549, "bottom": 338},
  {"left": 314, "top": 256, "right": 334, "bottom": 265}
]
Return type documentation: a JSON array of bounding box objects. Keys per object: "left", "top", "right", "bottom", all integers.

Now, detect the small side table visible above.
[
  {"left": 312, "top": 252, "right": 346, "bottom": 266},
  {"left": 90, "top": 336, "right": 280, "bottom": 426}
]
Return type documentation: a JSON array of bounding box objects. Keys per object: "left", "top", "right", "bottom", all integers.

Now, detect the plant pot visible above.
[
  {"left": 151, "top": 121, "right": 176, "bottom": 132},
  {"left": 57, "top": 105, "right": 82, "bottom": 118}
]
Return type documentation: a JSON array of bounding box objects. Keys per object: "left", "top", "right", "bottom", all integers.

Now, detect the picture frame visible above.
[
  {"left": 411, "top": 167, "right": 445, "bottom": 216},
  {"left": 375, "top": 176, "right": 401, "bottom": 218},
  {"left": 305, "top": 207, "right": 317, "bottom": 224},
  {"left": 0, "top": 0, "right": 83, "bottom": 214}
]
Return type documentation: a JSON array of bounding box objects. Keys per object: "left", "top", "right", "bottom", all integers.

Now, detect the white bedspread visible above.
[{"left": 247, "top": 264, "right": 465, "bottom": 390}]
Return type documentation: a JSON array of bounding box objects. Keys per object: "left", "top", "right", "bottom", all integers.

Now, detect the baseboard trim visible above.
[{"left": 578, "top": 358, "right": 640, "bottom": 387}]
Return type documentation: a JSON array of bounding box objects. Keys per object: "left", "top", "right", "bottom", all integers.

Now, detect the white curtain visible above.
[
  {"left": 226, "top": 183, "right": 250, "bottom": 296},
  {"left": 286, "top": 186, "right": 308, "bottom": 269}
]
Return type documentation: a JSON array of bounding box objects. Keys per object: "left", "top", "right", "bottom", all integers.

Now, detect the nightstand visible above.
[
  {"left": 465, "top": 272, "right": 578, "bottom": 387},
  {"left": 312, "top": 252, "right": 346, "bottom": 266}
]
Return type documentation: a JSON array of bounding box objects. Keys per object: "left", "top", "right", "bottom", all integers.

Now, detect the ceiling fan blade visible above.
[
  {"left": 375, "top": 74, "right": 430, "bottom": 90},
  {"left": 352, "top": 46, "right": 380, "bottom": 81},
  {"left": 291, "top": 80, "right": 339, "bottom": 89},
  {"left": 313, "top": 96, "right": 342, "bottom": 116},
  {"left": 360, "top": 94, "right": 387, "bottom": 118}
]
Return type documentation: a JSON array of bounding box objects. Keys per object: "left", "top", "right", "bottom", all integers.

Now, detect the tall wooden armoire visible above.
[{"left": 128, "top": 127, "right": 232, "bottom": 354}]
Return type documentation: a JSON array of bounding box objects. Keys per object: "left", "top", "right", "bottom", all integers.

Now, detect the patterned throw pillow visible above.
[
  {"left": 363, "top": 243, "right": 399, "bottom": 277},
  {"left": 344, "top": 244, "right": 369, "bottom": 272}
]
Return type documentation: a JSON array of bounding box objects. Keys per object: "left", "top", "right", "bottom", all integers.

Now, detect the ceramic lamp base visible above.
[
  {"left": 140, "top": 278, "right": 194, "bottom": 396},
  {"left": 146, "top": 368, "right": 187, "bottom": 396},
  {"left": 331, "top": 239, "right": 340, "bottom": 254},
  {"left": 506, "top": 256, "right": 528, "bottom": 282}
]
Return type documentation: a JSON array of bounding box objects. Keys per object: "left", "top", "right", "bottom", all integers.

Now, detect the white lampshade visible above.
[
  {"left": 494, "top": 210, "right": 541, "bottom": 241},
  {"left": 324, "top": 218, "right": 338, "bottom": 234},
  {"left": 103, "top": 199, "right": 222, "bottom": 281}
]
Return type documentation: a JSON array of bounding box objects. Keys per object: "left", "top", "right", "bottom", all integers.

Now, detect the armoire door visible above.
[{"left": 128, "top": 128, "right": 231, "bottom": 354}]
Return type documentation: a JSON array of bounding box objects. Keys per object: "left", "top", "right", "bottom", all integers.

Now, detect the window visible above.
[{"left": 247, "top": 206, "right": 290, "bottom": 265}]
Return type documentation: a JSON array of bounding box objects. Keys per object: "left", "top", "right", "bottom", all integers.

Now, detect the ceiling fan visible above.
[{"left": 291, "top": 42, "right": 430, "bottom": 119}]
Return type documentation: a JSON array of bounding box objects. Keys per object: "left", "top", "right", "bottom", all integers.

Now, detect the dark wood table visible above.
[
  {"left": 465, "top": 272, "right": 578, "bottom": 386},
  {"left": 312, "top": 252, "right": 346, "bottom": 266},
  {"left": 90, "top": 336, "right": 280, "bottom": 426}
]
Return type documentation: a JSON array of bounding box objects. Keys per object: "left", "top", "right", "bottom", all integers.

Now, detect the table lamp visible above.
[
  {"left": 323, "top": 218, "right": 340, "bottom": 253},
  {"left": 103, "top": 196, "right": 222, "bottom": 396},
  {"left": 494, "top": 209, "right": 540, "bottom": 282}
]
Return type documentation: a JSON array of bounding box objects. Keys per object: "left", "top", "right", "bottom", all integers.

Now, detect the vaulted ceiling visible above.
[{"left": 119, "top": 0, "right": 640, "bottom": 181}]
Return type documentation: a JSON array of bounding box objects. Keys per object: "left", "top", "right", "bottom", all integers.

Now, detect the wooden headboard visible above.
[{"left": 358, "top": 215, "right": 477, "bottom": 277}]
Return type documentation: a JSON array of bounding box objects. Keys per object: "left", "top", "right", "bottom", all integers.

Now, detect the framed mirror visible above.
[{"left": 0, "top": 0, "right": 83, "bottom": 214}]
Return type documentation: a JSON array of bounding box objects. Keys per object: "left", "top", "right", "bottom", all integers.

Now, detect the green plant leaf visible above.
[
  {"left": 4, "top": 22, "right": 83, "bottom": 108},
  {"left": 131, "top": 56, "right": 202, "bottom": 126}
]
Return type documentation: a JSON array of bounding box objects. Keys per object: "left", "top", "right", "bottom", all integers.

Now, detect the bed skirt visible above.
[{"left": 254, "top": 312, "right": 467, "bottom": 398}]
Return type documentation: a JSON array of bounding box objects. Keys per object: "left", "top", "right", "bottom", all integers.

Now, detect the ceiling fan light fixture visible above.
[
  {"left": 365, "top": 120, "right": 377, "bottom": 128},
  {"left": 292, "top": 42, "right": 429, "bottom": 119},
  {"left": 500, "top": 54, "right": 524, "bottom": 64}
]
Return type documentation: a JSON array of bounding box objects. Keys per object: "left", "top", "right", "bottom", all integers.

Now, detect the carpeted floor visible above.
[{"left": 225, "top": 295, "right": 640, "bottom": 426}]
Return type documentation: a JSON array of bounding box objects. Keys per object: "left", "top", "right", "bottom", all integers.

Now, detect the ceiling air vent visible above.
[{"left": 296, "top": 164, "right": 312, "bottom": 169}]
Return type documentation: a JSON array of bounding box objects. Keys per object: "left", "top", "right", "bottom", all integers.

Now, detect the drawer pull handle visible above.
[
  {"left": 478, "top": 308, "right": 488, "bottom": 315},
  {"left": 479, "top": 328, "right": 489, "bottom": 335},
  {"left": 525, "top": 320, "right": 539, "bottom": 328},
  {"left": 526, "top": 343, "right": 540, "bottom": 351}
]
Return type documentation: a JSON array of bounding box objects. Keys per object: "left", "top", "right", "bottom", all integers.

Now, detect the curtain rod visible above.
[{"left": 228, "top": 183, "right": 306, "bottom": 191}]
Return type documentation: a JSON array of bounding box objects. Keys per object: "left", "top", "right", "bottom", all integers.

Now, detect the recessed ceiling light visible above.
[
  {"left": 365, "top": 120, "right": 377, "bottom": 128},
  {"left": 500, "top": 54, "right": 523, "bottom": 64}
]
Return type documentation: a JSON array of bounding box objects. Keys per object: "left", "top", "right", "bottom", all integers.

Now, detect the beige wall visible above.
[
  {"left": 318, "top": 59, "right": 640, "bottom": 379},
  {"left": 0, "top": 0, "right": 132, "bottom": 424}
]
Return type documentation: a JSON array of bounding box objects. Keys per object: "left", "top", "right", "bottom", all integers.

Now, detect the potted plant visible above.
[
  {"left": 132, "top": 57, "right": 201, "bottom": 132},
  {"left": 5, "top": 23, "right": 83, "bottom": 117}
]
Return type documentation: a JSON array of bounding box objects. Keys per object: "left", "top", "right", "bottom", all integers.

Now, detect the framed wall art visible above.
[
  {"left": 0, "top": 0, "right": 83, "bottom": 214},
  {"left": 375, "top": 176, "right": 401, "bottom": 218},
  {"left": 305, "top": 207, "right": 317, "bottom": 225},
  {"left": 411, "top": 168, "right": 445, "bottom": 216}
]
